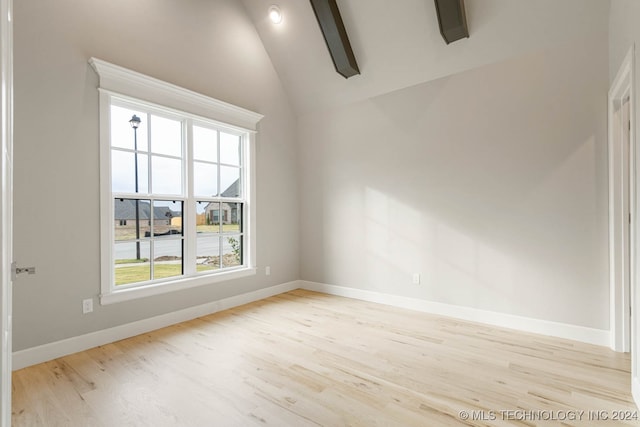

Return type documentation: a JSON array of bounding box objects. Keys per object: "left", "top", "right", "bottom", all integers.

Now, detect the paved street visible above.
[{"left": 115, "top": 235, "right": 239, "bottom": 260}]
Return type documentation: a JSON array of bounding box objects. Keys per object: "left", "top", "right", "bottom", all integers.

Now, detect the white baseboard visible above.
[
  {"left": 12, "top": 281, "right": 300, "bottom": 370},
  {"left": 300, "top": 281, "right": 610, "bottom": 347},
  {"left": 13, "top": 279, "right": 611, "bottom": 370},
  {"left": 633, "top": 377, "right": 640, "bottom": 410}
]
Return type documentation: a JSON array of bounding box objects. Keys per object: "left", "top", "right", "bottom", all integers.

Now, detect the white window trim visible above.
[
  {"left": 89, "top": 58, "right": 263, "bottom": 131},
  {"left": 90, "top": 58, "right": 262, "bottom": 305}
]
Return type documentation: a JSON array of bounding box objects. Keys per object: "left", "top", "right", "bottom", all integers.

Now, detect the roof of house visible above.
[
  {"left": 116, "top": 180, "right": 240, "bottom": 218},
  {"left": 221, "top": 179, "right": 240, "bottom": 197},
  {"left": 114, "top": 199, "right": 178, "bottom": 220},
  {"left": 201, "top": 179, "right": 241, "bottom": 212}
]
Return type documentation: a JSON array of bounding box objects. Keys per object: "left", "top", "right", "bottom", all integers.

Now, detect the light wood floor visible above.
[{"left": 11, "top": 290, "right": 639, "bottom": 426}]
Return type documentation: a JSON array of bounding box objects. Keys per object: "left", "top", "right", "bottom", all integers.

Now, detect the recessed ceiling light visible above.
[{"left": 269, "top": 5, "right": 283, "bottom": 24}]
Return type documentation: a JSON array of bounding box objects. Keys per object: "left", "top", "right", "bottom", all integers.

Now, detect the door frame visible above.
[
  {"left": 609, "top": 45, "right": 635, "bottom": 354},
  {"left": 0, "top": 0, "right": 12, "bottom": 424}
]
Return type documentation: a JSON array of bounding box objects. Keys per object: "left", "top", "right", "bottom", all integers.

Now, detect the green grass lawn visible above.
[
  {"left": 196, "top": 224, "right": 241, "bottom": 233},
  {"left": 115, "top": 264, "right": 216, "bottom": 286},
  {"left": 115, "top": 258, "right": 148, "bottom": 264}
]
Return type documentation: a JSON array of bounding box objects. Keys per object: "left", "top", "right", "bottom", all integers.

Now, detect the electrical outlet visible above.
[
  {"left": 265, "top": 266, "right": 271, "bottom": 276},
  {"left": 82, "top": 298, "right": 93, "bottom": 314},
  {"left": 412, "top": 273, "right": 421, "bottom": 285}
]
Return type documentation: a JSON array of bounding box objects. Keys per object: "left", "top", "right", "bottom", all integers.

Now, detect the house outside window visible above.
[{"left": 91, "top": 58, "right": 261, "bottom": 304}]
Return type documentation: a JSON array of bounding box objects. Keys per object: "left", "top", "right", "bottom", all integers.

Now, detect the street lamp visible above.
[{"left": 129, "top": 115, "right": 142, "bottom": 260}]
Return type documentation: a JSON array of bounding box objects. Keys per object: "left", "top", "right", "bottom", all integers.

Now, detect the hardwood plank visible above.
[{"left": 12, "top": 290, "right": 640, "bottom": 426}]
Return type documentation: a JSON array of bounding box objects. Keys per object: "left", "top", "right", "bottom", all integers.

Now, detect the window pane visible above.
[
  {"left": 220, "top": 132, "right": 240, "bottom": 166},
  {"left": 221, "top": 202, "right": 242, "bottom": 233},
  {"left": 136, "top": 154, "right": 149, "bottom": 194},
  {"left": 220, "top": 166, "right": 240, "bottom": 197},
  {"left": 150, "top": 115, "right": 182, "bottom": 157},
  {"left": 112, "top": 151, "right": 148, "bottom": 194},
  {"left": 196, "top": 201, "right": 220, "bottom": 233},
  {"left": 222, "top": 235, "right": 242, "bottom": 269},
  {"left": 193, "top": 126, "right": 217, "bottom": 162},
  {"left": 111, "top": 150, "right": 135, "bottom": 193},
  {"left": 196, "top": 200, "right": 220, "bottom": 271},
  {"left": 153, "top": 239, "right": 183, "bottom": 280},
  {"left": 111, "top": 106, "right": 148, "bottom": 151},
  {"left": 114, "top": 199, "right": 152, "bottom": 241},
  {"left": 194, "top": 162, "right": 218, "bottom": 197},
  {"left": 197, "top": 236, "right": 220, "bottom": 272},
  {"left": 114, "top": 199, "right": 135, "bottom": 241},
  {"left": 152, "top": 200, "right": 183, "bottom": 237},
  {"left": 152, "top": 156, "right": 182, "bottom": 195},
  {"left": 115, "top": 241, "right": 151, "bottom": 285}
]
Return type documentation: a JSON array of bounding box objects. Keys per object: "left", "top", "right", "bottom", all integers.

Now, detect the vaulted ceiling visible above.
[{"left": 240, "top": 0, "right": 609, "bottom": 115}]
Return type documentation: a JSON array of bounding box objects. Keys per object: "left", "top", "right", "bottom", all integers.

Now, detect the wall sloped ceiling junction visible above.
[{"left": 241, "top": 0, "right": 610, "bottom": 114}]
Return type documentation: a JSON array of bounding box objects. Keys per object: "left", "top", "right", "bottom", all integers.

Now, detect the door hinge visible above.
[{"left": 11, "top": 261, "right": 36, "bottom": 281}]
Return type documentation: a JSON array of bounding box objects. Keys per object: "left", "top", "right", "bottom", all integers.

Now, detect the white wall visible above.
[
  {"left": 12, "top": 0, "right": 299, "bottom": 351},
  {"left": 298, "top": 31, "right": 610, "bottom": 329}
]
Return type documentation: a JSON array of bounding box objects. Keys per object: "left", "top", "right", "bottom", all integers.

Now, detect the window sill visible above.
[{"left": 99, "top": 267, "right": 256, "bottom": 305}]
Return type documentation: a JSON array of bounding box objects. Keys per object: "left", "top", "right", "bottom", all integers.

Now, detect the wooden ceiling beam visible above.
[
  {"left": 309, "top": 0, "right": 360, "bottom": 79},
  {"left": 434, "top": 0, "right": 469, "bottom": 44}
]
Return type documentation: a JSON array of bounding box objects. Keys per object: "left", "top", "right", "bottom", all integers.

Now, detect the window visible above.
[{"left": 91, "top": 58, "right": 262, "bottom": 304}]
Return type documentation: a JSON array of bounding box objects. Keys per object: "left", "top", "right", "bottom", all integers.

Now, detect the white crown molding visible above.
[
  {"left": 88, "top": 58, "right": 263, "bottom": 131},
  {"left": 300, "top": 281, "right": 610, "bottom": 347}
]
